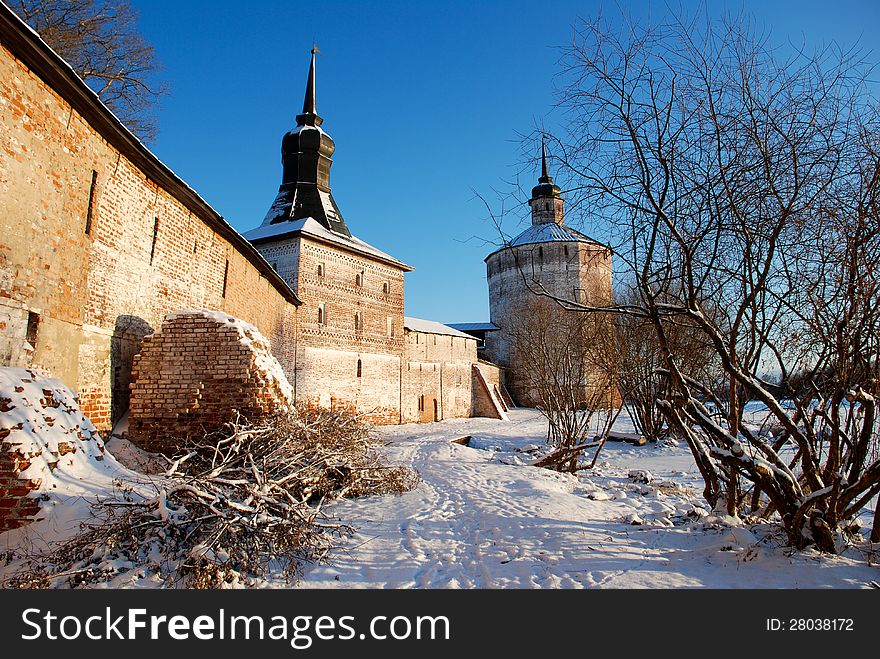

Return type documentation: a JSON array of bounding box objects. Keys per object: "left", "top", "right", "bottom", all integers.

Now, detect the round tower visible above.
[{"left": 484, "top": 141, "right": 613, "bottom": 406}]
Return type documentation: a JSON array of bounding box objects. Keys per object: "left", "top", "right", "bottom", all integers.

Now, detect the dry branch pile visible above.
[{"left": 4, "top": 408, "right": 418, "bottom": 588}]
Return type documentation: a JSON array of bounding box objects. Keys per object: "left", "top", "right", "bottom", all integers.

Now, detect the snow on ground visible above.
[
  {"left": 1, "top": 373, "right": 877, "bottom": 588},
  {"left": 297, "top": 409, "right": 880, "bottom": 589},
  {"left": 0, "top": 369, "right": 160, "bottom": 556}
]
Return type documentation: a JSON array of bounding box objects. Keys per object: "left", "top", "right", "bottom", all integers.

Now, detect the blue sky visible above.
[{"left": 133, "top": 0, "right": 879, "bottom": 323}]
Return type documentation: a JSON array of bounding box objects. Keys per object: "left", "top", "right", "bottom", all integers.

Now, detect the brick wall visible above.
[
  {"left": 0, "top": 40, "right": 298, "bottom": 431},
  {"left": 261, "top": 235, "right": 406, "bottom": 423},
  {"left": 0, "top": 439, "right": 41, "bottom": 531},
  {"left": 472, "top": 361, "right": 508, "bottom": 420},
  {"left": 401, "top": 330, "right": 476, "bottom": 423},
  {"left": 128, "top": 311, "right": 293, "bottom": 454}
]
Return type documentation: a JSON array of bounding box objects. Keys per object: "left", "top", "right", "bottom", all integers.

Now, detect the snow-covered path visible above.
[{"left": 299, "top": 410, "right": 879, "bottom": 589}]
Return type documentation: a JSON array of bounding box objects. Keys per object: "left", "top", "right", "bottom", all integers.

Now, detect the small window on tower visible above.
[
  {"left": 317, "top": 263, "right": 325, "bottom": 277},
  {"left": 387, "top": 317, "right": 395, "bottom": 338},
  {"left": 356, "top": 359, "right": 362, "bottom": 378},
  {"left": 383, "top": 282, "right": 390, "bottom": 294},
  {"left": 317, "top": 303, "right": 326, "bottom": 325},
  {"left": 355, "top": 272, "right": 363, "bottom": 287}
]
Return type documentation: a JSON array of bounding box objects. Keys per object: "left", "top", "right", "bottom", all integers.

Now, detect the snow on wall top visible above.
[
  {"left": 404, "top": 317, "right": 476, "bottom": 340},
  {"left": 243, "top": 217, "right": 413, "bottom": 271},
  {"left": 162, "top": 311, "right": 293, "bottom": 403}
]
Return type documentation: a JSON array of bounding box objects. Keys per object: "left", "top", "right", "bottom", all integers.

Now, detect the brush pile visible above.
[{"left": 4, "top": 408, "right": 418, "bottom": 588}]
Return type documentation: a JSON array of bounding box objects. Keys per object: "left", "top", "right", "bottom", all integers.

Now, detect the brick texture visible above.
[
  {"left": 0, "top": 443, "right": 41, "bottom": 531},
  {"left": 0, "top": 42, "right": 298, "bottom": 432},
  {"left": 128, "top": 311, "right": 293, "bottom": 454}
]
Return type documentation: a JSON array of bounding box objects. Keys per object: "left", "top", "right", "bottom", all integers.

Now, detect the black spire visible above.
[
  {"left": 531, "top": 137, "right": 561, "bottom": 200},
  {"left": 297, "top": 44, "right": 321, "bottom": 126},
  {"left": 539, "top": 137, "right": 550, "bottom": 183},
  {"left": 260, "top": 46, "right": 351, "bottom": 237}
]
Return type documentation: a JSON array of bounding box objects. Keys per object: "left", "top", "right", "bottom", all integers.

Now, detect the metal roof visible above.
[
  {"left": 403, "top": 317, "right": 475, "bottom": 339},
  {"left": 485, "top": 223, "right": 605, "bottom": 261},
  {"left": 446, "top": 322, "right": 499, "bottom": 332}
]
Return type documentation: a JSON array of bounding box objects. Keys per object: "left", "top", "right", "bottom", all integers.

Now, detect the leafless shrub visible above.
[
  {"left": 510, "top": 299, "right": 621, "bottom": 472},
  {"left": 3, "top": 408, "right": 418, "bottom": 588},
  {"left": 538, "top": 7, "right": 880, "bottom": 551}
]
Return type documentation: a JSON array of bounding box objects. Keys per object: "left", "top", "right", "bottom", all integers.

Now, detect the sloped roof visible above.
[
  {"left": 485, "top": 223, "right": 605, "bottom": 261},
  {"left": 404, "top": 317, "right": 475, "bottom": 339},
  {"left": 244, "top": 217, "right": 413, "bottom": 271},
  {"left": 446, "top": 322, "right": 499, "bottom": 332}
]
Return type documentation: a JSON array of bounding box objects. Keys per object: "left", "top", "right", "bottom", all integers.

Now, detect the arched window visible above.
[
  {"left": 317, "top": 263, "right": 325, "bottom": 277},
  {"left": 355, "top": 272, "right": 363, "bottom": 287},
  {"left": 354, "top": 312, "right": 363, "bottom": 331},
  {"left": 317, "top": 304, "right": 325, "bottom": 325},
  {"left": 383, "top": 282, "right": 390, "bottom": 294},
  {"left": 356, "top": 359, "right": 362, "bottom": 378}
]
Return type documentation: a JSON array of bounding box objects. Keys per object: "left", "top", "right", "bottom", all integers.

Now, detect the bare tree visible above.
[
  {"left": 510, "top": 298, "right": 620, "bottom": 471},
  {"left": 531, "top": 9, "right": 880, "bottom": 551},
  {"left": 12, "top": 0, "right": 167, "bottom": 141},
  {"left": 614, "top": 283, "right": 719, "bottom": 442}
]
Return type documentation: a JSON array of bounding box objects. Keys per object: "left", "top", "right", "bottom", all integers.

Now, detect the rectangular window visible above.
[
  {"left": 387, "top": 316, "right": 395, "bottom": 338},
  {"left": 25, "top": 311, "right": 40, "bottom": 349},
  {"left": 84, "top": 170, "right": 97, "bottom": 235},
  {"left": 222, "top": 259, "right": 229, "bottom": 298},
  {"left": 149, "top": 217, "right": 159, "bottom": 264}
]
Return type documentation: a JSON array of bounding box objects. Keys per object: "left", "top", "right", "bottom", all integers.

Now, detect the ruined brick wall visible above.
[
  {"left": 0, "top": 39, "right": 298, "bottom": 432},
  {"left": 485, "top": 242, "right": 612, "bottom": 406},
  {"left": 0, "top": 438, "right": 41, "bottom": 531},
  {"left": 1, "top": 367, "right": 107, "bottom": 531},
  {"left": 401, "top": 330, "right": 476, "bottom": 423},
  {"left": 286, "top": 236, "right": 406, "bottom": 424},
  {"left": 128, "top": 311, "right": 293, "bottom": 454}
]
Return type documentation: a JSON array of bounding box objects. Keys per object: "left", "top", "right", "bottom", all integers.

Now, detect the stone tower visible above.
[
  {"left": 483, "top": 142, "right": 613, "bottom": 406},
  {"left": 244, "top": 48, "right": 412, "bottom": 423}
]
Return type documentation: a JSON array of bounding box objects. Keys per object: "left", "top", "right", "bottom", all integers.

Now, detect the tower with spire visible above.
[
  {"left": 260, "top": 45, "right": 350, "bottom": 237},
  {"left": 244, "top": 48, "right": 413, "bottom": 423},
  {"left": 528, "top": 139, "right": 565, "bottom": 226},
  {"left": 481, "top": 139, "right": 614, "bottom": 407}
]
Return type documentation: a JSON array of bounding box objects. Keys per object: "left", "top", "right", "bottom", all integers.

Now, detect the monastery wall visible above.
[
  {"left": 0, "top": 39, "right": 298, "bottom": 431},
  {"left": 401, "top": 329, "right": 475, "bottom": 423}
]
